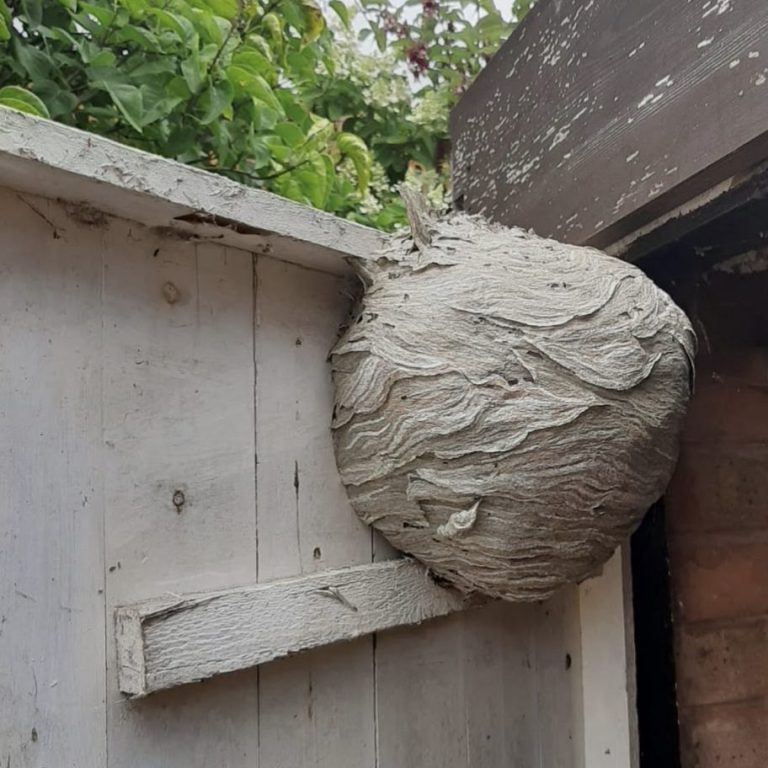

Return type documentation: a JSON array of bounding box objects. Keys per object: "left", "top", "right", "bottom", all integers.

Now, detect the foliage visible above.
[
  {"left": 361, "top": 0, "right": 527, "bottom": 90},
  {"left": 313, "top": 0, "right": 532, "bottom": 227},
  {"left": 0, "top": 0, "right": 532, "bottom": 229},
  {"left": 0, "top": 0, "right": 371, "bottom": 211}
]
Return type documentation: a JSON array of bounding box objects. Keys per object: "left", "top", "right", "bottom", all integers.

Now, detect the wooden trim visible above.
[
  {"left": 607, "top": 159, "right": 768, "bottom": 262},
  {"left": 115, "top": 559, "right": 474, "bottom": 697},
  {"left": 577, "top": 547, "right": 640, "bottom": 768},
  {"left": 451, "top": 0, "right": 768, "bottom": 249},
  {"left": 0, "top": 110, "right": 385, "bottom": 274}
]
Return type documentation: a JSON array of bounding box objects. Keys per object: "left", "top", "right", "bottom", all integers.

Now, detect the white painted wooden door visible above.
[{"left": 0, "top": 186, "right": 614, "bottom": 768}]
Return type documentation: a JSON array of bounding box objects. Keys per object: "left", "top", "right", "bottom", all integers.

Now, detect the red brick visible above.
[
  {"left": 696, "top": 348, "right": 768, "bottom": 387},
  {"left": 666, "top": 444, "right": 768, "bottom": 533},
  {"left": 675, "top": 618, "right": 768, "bottom": 707},
  {"left": 679, "top": 698, "right": 768, "bottom": 768},
  {"left": 681, "top": 381, "right": 768, "bottom": 444},
  {"left": 668, "top": 534, "right": 768, "bottom": 623}
]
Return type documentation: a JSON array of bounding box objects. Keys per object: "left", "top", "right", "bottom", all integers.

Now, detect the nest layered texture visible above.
[{"left": 331, "top": 211, "right": 695, "bottom": 601}]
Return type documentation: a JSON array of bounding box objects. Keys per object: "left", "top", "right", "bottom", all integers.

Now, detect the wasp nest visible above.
[{"left": 331, "top": 198, "right": 695, "bottom": 601}]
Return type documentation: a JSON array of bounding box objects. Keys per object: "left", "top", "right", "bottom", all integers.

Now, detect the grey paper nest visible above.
[{"left": 331, "top": 200, "right": 695, "bottom": 601}]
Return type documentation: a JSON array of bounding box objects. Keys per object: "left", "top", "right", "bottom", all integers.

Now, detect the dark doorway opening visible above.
[{"left": 631, "top": 503, "right": 682, "bottom": 768}]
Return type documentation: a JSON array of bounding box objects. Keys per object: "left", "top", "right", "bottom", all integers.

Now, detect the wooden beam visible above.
[
  {"left": 0, "top": 109, "right": 385, "bottom": 275},
  {"left": 578, "top": 547, "right": 640, "bottom": 768},
  {"left": 115, "top": 559, "right": 473, "bottom": 697},
  {"left": 451, "top": 0, "right": 768, "bottom": 250}
]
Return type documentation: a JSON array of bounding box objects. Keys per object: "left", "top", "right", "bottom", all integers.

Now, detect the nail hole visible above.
[
  {"left": 162, "top": 282, "right": 181, "bottom": 305},
  {"left": 313, "top": 547, "right": 322, "bottom": 560},
  {"left": 172, "top": 489, "right": 186, "bottom": 512}
]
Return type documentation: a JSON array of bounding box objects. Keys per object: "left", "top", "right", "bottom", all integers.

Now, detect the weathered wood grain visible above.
[
  {"left": 117, "top": 559, "right": 469, "bottom": 697},
  {"left": 0, "top": 190, "right": 107, "bottom": 766},
  {"left": 0, "top": 109, "right": 385, "bottom": 274},
  {"left": 253, "top": 257, "right": 377, "bottom": 768},
  {"left": 451, "top": 0, "right": 768, "bottom": 249},
  {"left": 101, "top": 225, "right": 261, "bottom": 764},
  {"left": 578, "top": 548, "right": 639, "bottom": 768},
  {"left": 532, "top": 586, "right": 585, "bottom": 767}
]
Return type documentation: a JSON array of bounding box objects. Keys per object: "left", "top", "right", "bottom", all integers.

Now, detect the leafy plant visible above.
[
  {"left": 310, "top": 0, "right": 532, "bottom": 227},
  {"left": 0, "top": 0, "right": 371, "bottom": 210},
  {"left": 0, "top": 0, "right": 533, "bottom": 229},
  {"left": 360, "top": 0, "right": 526, "bottom": 91}
]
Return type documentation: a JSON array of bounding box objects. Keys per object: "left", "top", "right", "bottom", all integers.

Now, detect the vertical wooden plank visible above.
[
  {"left": 255, "top": 256, "right": 376, "bottom": 768},
  {"left": 462, "top": 604, "right": 540, "bottom": 766},
  {"left": 375, "top": 613, "right": 468, "bottom": 768},
  {"left": 376, "top": 598, "right": 558, "bottom": 768},
  {"left": 101, "top": 222, "right": 260, "bottom": 766},
  {"left": 532, "top": 586, "right": 584, "bottom": 768},
  {"left": 0, "top": 192, "right": 106, "bottom": 766},
  {"left": 578, "top": 548, "right": 639, "bottom": 768}
]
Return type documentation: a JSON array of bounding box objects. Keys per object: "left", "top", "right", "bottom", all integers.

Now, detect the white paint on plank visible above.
[
  {"left": 116, "top": 559, "right": 470, "bottom": 696},
  {"left": 375, "top": 613, "right": 471, "bottom": 768},
  {"left": 100, "top": 223, "right": 260, "bottom": 764},
  {"left": 254, "top": 256, "right": 378, "bottom": 768},
  {"left": 0, "top": 109, "right": 385, "bottom": 275},
  {"left": 461, "top": 602, "right": 542, "bottom": 765},
  {"left": 0, "top": 190, "right": 107, "bottom": 766},
  {"left": 531, "top": 586, "right": 583, "bottom": 767},
  {"left": 579, "top": 548, "right": 639, "bottom": 768}
]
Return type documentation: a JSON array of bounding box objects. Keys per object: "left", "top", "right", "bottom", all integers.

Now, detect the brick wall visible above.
[{"left": 665, "top": 269, "right": 768, "bottom": 768}]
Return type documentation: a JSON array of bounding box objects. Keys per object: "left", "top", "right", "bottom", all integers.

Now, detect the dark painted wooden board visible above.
[{"left": 450, "top": 0, "right": 768, "bottom": 248}]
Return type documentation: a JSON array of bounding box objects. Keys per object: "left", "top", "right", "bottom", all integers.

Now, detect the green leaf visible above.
[
  {"left": 101, "top": 81, "right": 144, "bottom": 132},
  {"left": 113, "top": 25, "right": 159, "bottom": 49},
  {"left": 186, "top": 6, "right": 225, "bottom": 45},
  {"left": 306, "top": 116, "right": 332, "bottom": 144},
  {"left": 166, "top": 76, "right": 192, "bottom": 100},
  {"left": 80, "top": 2, "right": 115, "bottom": 26},
  {"left": 250, "top": 99, "right": 278, "bottom": 130},
  {"left": 337, "top": 131, "right": 371, "bottom": 192},
  {"left": 261, "top": 12, "right": 282, "bottom": 50},
  {"left": 247, "top": 136, "right": 272, "bottom": 169},
  {"left": 225, "top": 65, "right": 284, "bottom": 114},
  {"left": 0, "top": 86, "right": 51, "bottom": 118},
  {"left": 34, "top": 77, "right": 77, "bottom": 117},
  {"left": 129, "top": 59, "right": 177, "bottom": 78},
  {"left": 299, "top": 152, "right": 330, "bottom": 207},
  {"left": 206, "top": 0, "right": 238, "bottom": 19},
  {"left": 90, "top": 49, "right": 117, "bottom": 68},
  {"left": 13, "top": 40, "right": 53, "bottom": 82},
  {"left": 198, "top": 78, "right": 234, "bottom": 124},
  {"left": 166, "top": 125, "right": 199, "bottom": 158},
  {"left": 328, "top": 0, "right": 350, "bottom": 28},
  {"left": 139, "top": 81, "right": 184, "bottom": 124},
  {"left": 148, "top": 8, "right": 196, "bottom": 42},
  {"left": 245, "top": 34, "right": 273, "bottom": 61},
  {"left": 0, "top": 15, "right": 9, "bottom": 41},
  {"left": 301, "top": 0, "right": 324, "bottom": 43},
  {"left": 280, "top": 0, "right": 303, "bottom": 31},
  {"left": 231, "top": 48, "right": 272, "bottom": 78},
  {"left": 181, "top": 50, "right": 204, "bottom": 94},
  {"left": 370, "top": 22, "right": 386, "bottom": 52},
  {"left": 119, "top": 0, "right": 146, "bottom": 16},
  {"left": 274, "top": 121, "right": 304, "bottom": 148},
  {"left": 20, "top": 0, "right": 43, "bottom": 27}
]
